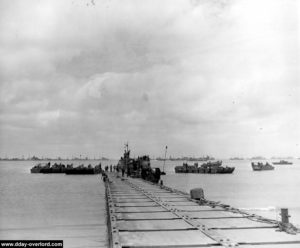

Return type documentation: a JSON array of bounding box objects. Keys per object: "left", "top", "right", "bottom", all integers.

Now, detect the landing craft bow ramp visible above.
[{"left": 105, "top": 174, "right": 300, "bottom": 248}]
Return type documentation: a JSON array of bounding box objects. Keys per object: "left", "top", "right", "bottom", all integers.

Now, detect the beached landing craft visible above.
[
  {"left": 251, "top": 162, "right": 274, "bottom": 171},
  {"left": 175, "top": 161, "right": 235, "bottom": 174}
]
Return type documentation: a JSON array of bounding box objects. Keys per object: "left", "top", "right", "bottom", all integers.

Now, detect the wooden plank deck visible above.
[{"left": 105, "top": 174, "right": 300, "bottom": 248}]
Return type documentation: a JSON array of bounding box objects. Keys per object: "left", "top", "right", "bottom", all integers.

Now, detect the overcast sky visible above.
[{"left": 0, "top": 0, "right": 299, "bottom": 159}]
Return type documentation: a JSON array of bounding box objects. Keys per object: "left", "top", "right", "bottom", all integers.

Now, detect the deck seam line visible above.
[{"left": 124, "top": 177, "right": 239, "bottom": 247}]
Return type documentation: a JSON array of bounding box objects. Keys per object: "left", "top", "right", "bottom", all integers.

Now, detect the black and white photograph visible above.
[{"left": 0, "top": 0, "right": 299, "bottom": 247}]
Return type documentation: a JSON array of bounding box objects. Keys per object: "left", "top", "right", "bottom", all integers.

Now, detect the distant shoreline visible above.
[
  {"left": 1, "top": 157, "right": 298, "bottom": 162},
  {"left": 0, "top": 158, "right": 111, "bottom": 161}
]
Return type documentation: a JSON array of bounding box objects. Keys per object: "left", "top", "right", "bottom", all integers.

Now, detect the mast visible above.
[
  {"left": 124, "top": 142, "right": 129, "bottom": 172},
  {"left": 163, "top": 145, "right": 168, "bottom": 173}
]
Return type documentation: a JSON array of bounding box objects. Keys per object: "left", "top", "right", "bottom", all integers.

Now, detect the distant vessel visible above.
[
  {"left": 230, "top": 157, "right": 244, "bottom": 160},
  {"left": 272, "top": 160, "right": 293, "bottom": 165},
  {"left": 251, "top": 156, "right": 266, "bottom": 160},
  {"left": 157, "top": 155, "right": 214, "bottom": 161},
  {"left": 271, "top": 156, "right": 294, "bottom": 160},
  {"left": 251, "top": 162, "right": 274, "bottom": 171},
  {"left": 175, "top": 161, "right": 235, "bottom": 174}
]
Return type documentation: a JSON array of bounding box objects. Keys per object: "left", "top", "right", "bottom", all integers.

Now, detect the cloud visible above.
[
  {"left": 0, "top": 0, "right": 299, "bottom": 158},
  {"left": 37, "top": 110, "right": 61, "bottom": 126}
]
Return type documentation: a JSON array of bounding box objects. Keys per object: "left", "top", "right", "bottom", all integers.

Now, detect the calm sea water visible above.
[
  {"left": 0, "top": 160, "right": 111, "bottom": 248},
  {"left": 1, "top": 159, "right": 300, "bottom": 247},
  {"left": 155, "top": 159, "right": 300, "bottom": 225}
]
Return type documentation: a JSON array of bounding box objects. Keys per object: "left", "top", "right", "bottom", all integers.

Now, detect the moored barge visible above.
[
  {"left": 30, "top": 162, "right": 102, "bottom": 174},
  {"left": 175, "top": 161, "right": 235, "bottom": 174},
  {"left": 251, "top": 162, "right": 274, "bottom": 171}
]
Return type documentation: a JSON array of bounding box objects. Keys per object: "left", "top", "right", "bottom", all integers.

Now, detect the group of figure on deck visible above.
[{"left": 115, "top": 145, "right": 161, "bottom": 183}]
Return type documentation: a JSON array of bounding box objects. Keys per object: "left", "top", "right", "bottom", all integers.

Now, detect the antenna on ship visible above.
[
  {"left": 125, "top": 142, "right": 129, "bottom": 152},
  {"left": 161, "top": 146, "right": 167, "bottom": 175},
  {"left": 124, "top": 142, "right": 129, "bottom": 175}
]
